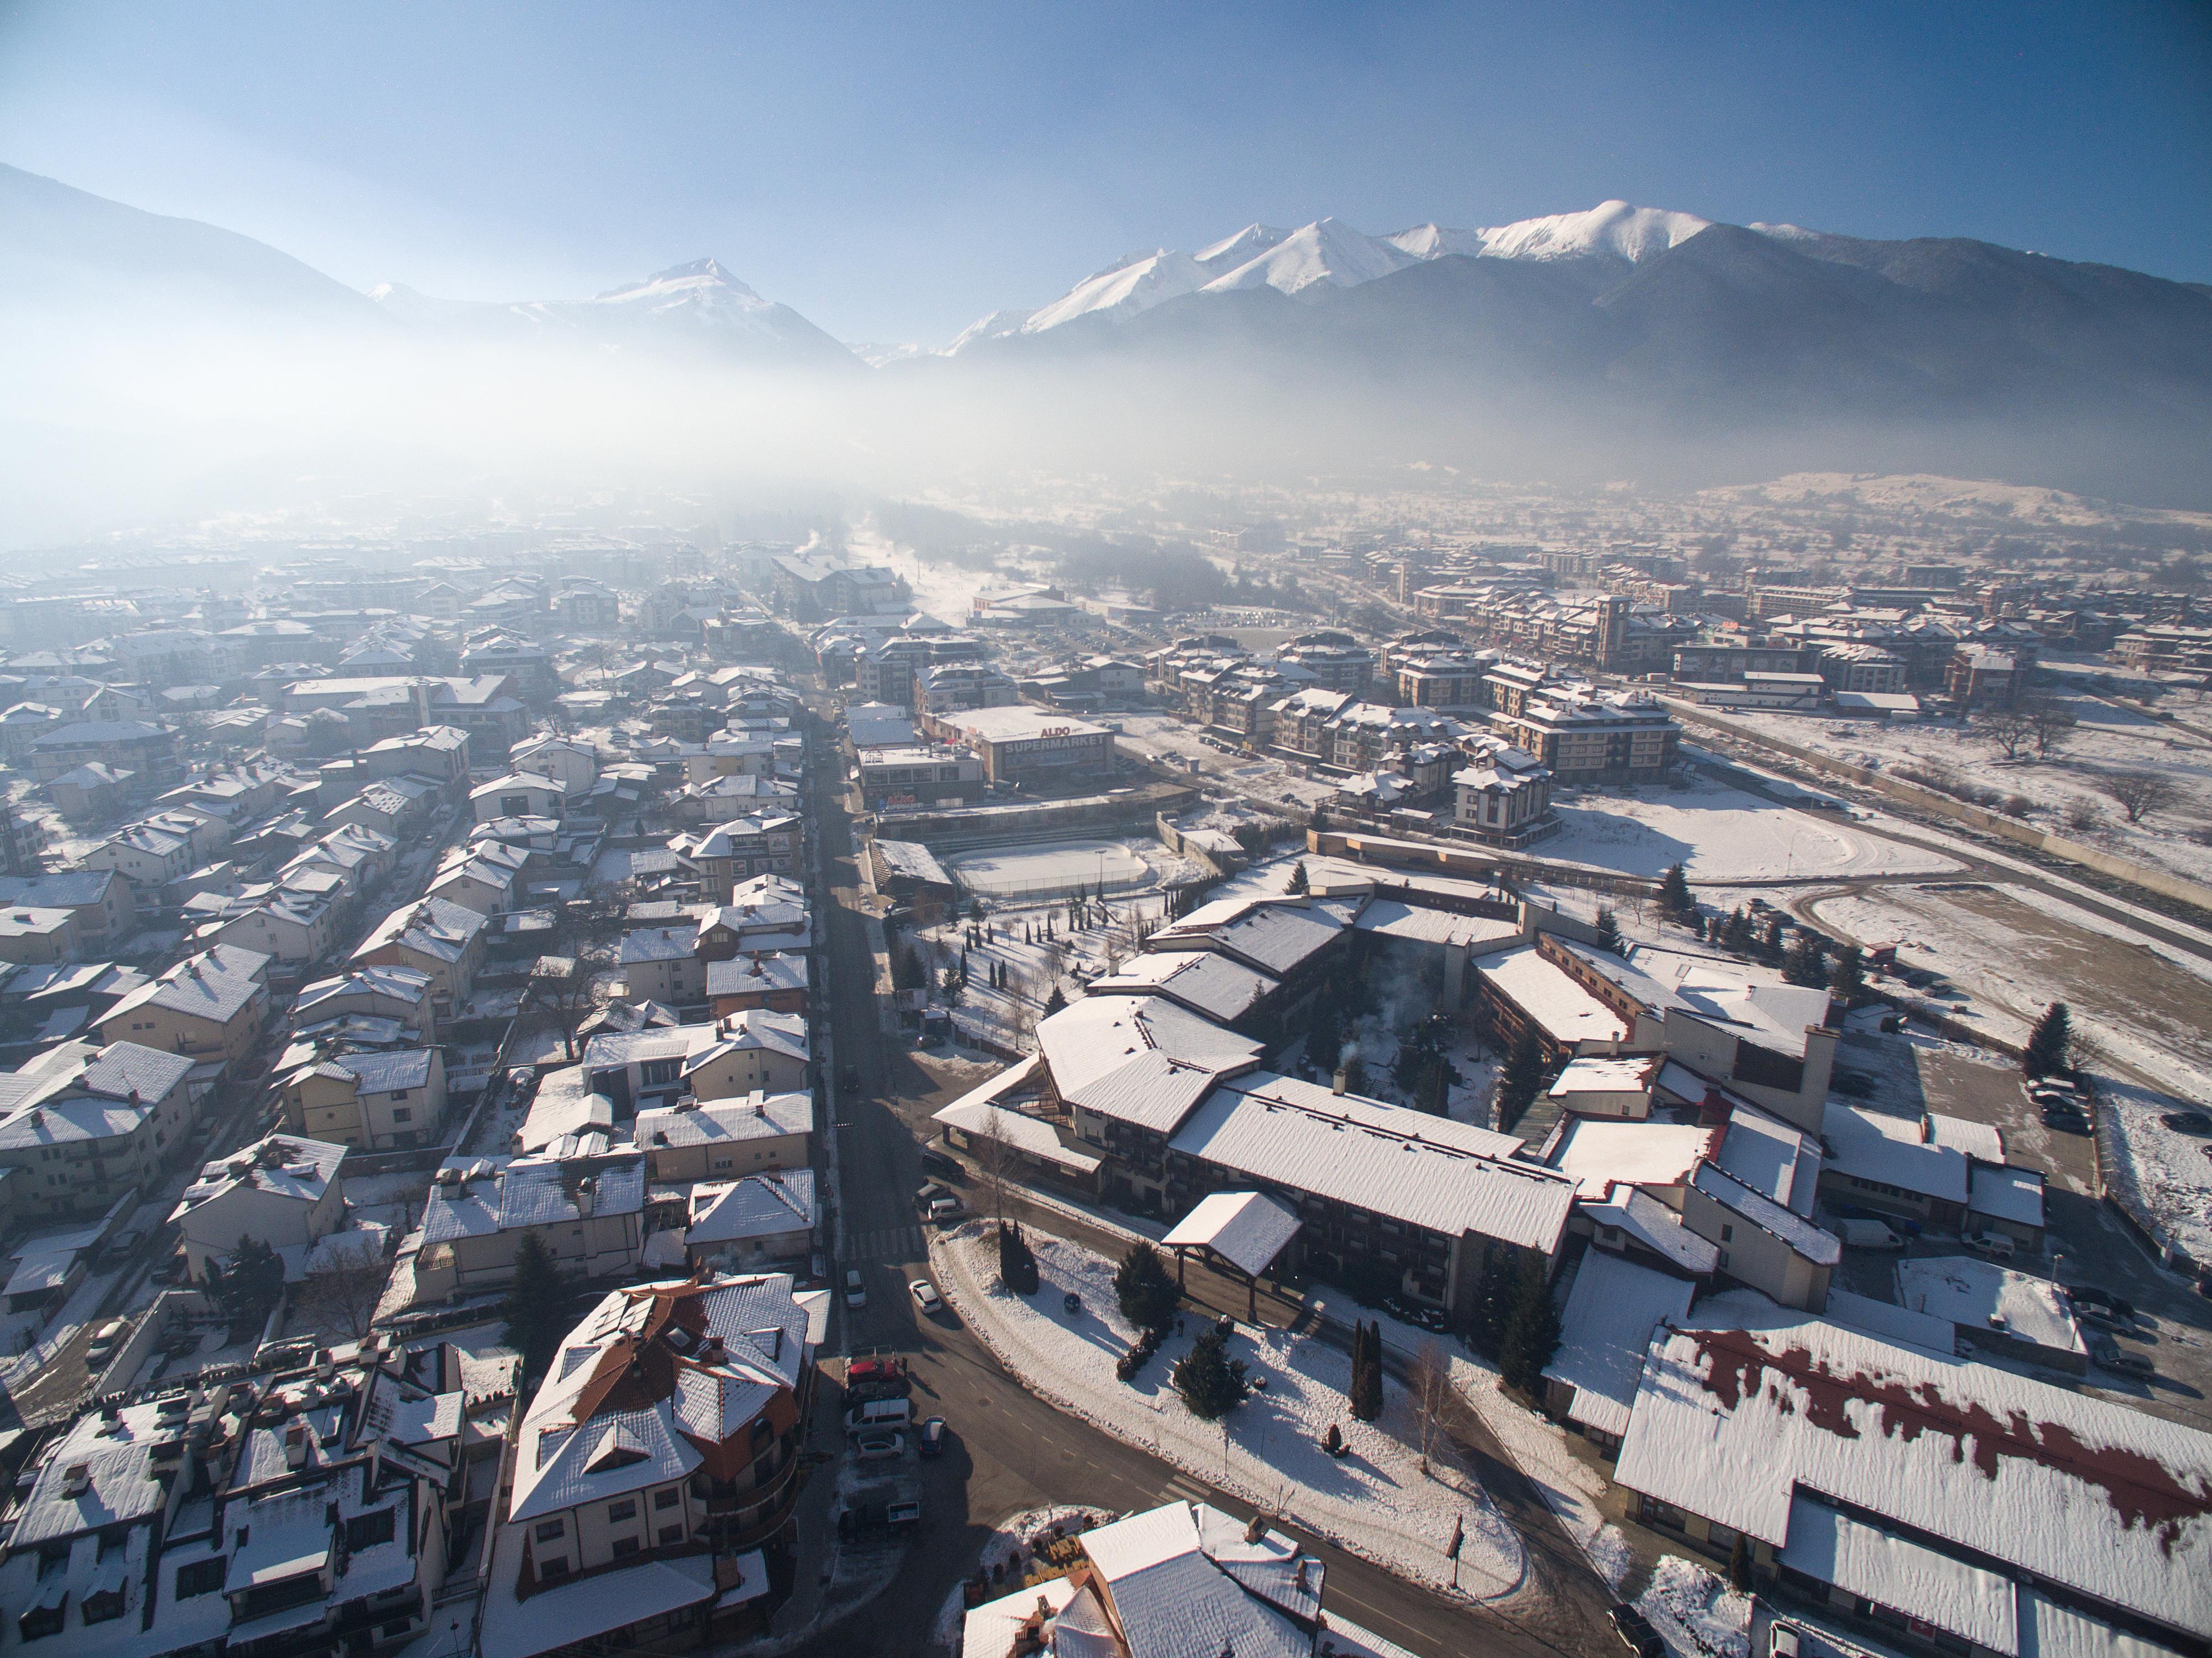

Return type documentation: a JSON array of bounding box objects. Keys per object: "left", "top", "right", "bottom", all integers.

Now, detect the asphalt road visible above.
[{"left": 793, "top": 710, "right": 1615, "bottom": 1658}]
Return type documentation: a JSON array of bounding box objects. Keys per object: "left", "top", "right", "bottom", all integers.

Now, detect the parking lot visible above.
[{"left": 1829, "top": 1029, "right": 2212, "bottom": 1432}]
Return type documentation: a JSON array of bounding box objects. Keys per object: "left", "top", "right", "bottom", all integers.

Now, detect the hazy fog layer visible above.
[{"left": 5, "top": 294, "right": 2207, "bottom": 551}]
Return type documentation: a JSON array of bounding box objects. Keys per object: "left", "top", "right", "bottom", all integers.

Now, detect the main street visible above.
[{"left": 793, "top": 708, "right": 1615, "bottom": 1658}]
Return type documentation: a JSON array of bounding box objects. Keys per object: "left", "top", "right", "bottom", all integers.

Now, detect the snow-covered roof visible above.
[
  {"left": 1074, "top": 1500, "right": 1318, "bottom": 1658},
  {"left": 1550, "top": 1118, "right": 1713, "bottom": 1196},
  {"left": 515, "top": 1066, "right": 616, "bottom": 1154},
  {"left": 1547, "top": 1054, "right": 1656, "bottom": 1099},
  {"left": 1353, "top": 899, "right": 1522, "bottom": 950},
  {"left": 1969, "top": 1164, "right": 2046, "bottom": 1229},
  {"left": 174, "top": 1134, "right": 345, "bottom": 1216},
  {"left": 684, "top": 1170, "right": 817, "bottom": 1245},
  {"left": 1156, "top": 898, "right": 1345, "bottom": 977},
  {"left": 1714, "top": 1102, "right": 1819, "bottom": 1211},
  {"left": 1544, "top": 1249, "right": 1697, "bottom": 1436},
  {"left": 1161, "top": 1191, "right": 1303, "bottom": 1278},
  {"left": 1580, "top": 1186, "right": 1721, "bottom": 1275},
  {"left": 1038, "top": 994, "right": 1263, "bottom": 1132},
  {"left": 1612, "top": 1313, "right": 2212, "bottom": 1637},
  {"left": 1473, "top": 944, "right": 1629, "bottom": 1045},
  {"left": 704, "top": 951, "right": 809, "bottom": 999},
  {"left": 1781, "top": 1491, "right": 2019, "bottom": 1655},
  {"left": 1896, "top": 1255, "right": 2082, "bottom": 1356},
  {"left": 1822, "top": 1103, "right": 1971, "bottom": 1204},
  {"left": 1822, "top": 1287, "right": 1958, "bottom": 1356},
  {"left": 1172, "top": 1072, "right": 1575, "bottom": 1252},
  {"left": 1085, "top": 949, "right": 1279, "bottom": 1025},
  {"left": 420, "top": 1156, "right": 645, "bottom": 1242},
  {"left": 636, "top": 1091, "right": 812, "bottom": 1149},
  {"left": 1691, "top": 1162, "right": 1841, "bottom": 1266},
  {"left": 1928, "top": 1111, "right": 2006, "bottom": 1164},
  {"left": 934, "top": 1085, "right": 1103, "bottom": 1176}
]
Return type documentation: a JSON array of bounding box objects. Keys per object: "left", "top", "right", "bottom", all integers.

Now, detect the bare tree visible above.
[
  {"left": 297, "top": 1246, "right": 391, "bottom": 1341},
  {"left": 2098, "top": 770, "right": 2176, "bottom": 825},
  {"left": 1976, "top": 704, "right": 2034, "bottom": 762},
  {"left": 2027, "top": 696, "right": 2077, "bottom": 759},
  {"left": 1406, "top": 1338, "right": 1471, "bottom": 1476},
  {"left": 524, "top": 954, "right": 596, "bottom": 1062},
  {"left": 974, "top": 1104, "right": 1017, "bottom": 1221}
]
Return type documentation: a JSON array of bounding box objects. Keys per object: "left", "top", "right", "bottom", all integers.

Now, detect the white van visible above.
[
  {"left": 844, "top": 1396, "right": 912, "bottom": 1434},
  {"left": 85, "top": 1319, "right": 127, "bottom": 1367},
  {"left": 1837, "top": 1218, "right": 1904, "bottom": 1251}
]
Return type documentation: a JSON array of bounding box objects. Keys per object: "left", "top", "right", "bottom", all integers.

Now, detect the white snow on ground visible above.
[
  {"left": 1706, "top": 698, "right": 2212, "bottom": 884},
  {"left": 946, "top": 838, "right": 1159, "bottom": 899},
  {"left": 1539, "top": 779, "right": 1960, "bottom": 882},
  {"left": 929, "top": 1224, "right": 1525, "bottom": 1600},
  {"left": 928, "top": 1506, "right": 1116, "bottom": 1652},
  {"left": 1640, "top": 1555, "right": 1753, "bottom": 1658},
  {"left": 1456, "top": 1361, "right": 1634, "bottom": 1589}
]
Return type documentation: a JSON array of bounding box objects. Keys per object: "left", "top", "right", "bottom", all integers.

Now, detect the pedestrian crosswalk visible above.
[
  {"left": 1155, "top": 1472, "right": 1210, "bottom": 1507},
  {"left": 848, "top": 1224, "right": 927, "bottom": 1263}
]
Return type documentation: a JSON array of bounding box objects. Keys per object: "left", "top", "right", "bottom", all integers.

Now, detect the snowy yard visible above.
[
  {"left": 946, "top": 837, "right": 1190, "bottom": 901},
  {"left": 1539, "top": 778, "right": 1959, "bottom": 882},
  {"left": 1114, "top": 712, "right": 1339, "bottom": 811},
  {"left": 928, "top": 1224, "right": 1525, "bottom": 1601}
]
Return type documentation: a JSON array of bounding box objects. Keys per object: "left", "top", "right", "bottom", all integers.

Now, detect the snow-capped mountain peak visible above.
[
  {"left": 945, "top": 201, "right": 1717, "bottom": 351},
  {"left": 1022, "top": 248, "right": 1211, "bottom": 332},
  {"left": 1194, "top": 223, "right": 1292, "bottom": 267},
  {"left": 1471, "top": 200, "right": 1711, "bottom": 264},
  {"left": 1200, "top": 217, "right": 1420, "bottom": 298}
]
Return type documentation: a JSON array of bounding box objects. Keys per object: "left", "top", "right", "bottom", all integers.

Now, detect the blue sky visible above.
[{"left": 2, "top": 1, "right": 2207, "bottom": 343}]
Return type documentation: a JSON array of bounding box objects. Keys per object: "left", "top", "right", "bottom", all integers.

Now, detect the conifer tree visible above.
[
  {"left": 1043, "top": 982, "right": 1067, "bottom": 1016},
  {"left": 1175, "top": 1324, "right": 1250, "bottom": 1421},
  {"left": 1658, "top": 862, "right": 1693, "bottom": 920},
  {"left": 502, "top": 1231, "right": 573, "bottom": 1380},
  {"left": 1593, "top": 908, "right": 1622, "bottom": 953},
  {"left": 2023, "top": 1001, "right": 2072, "bottom": 1079}
]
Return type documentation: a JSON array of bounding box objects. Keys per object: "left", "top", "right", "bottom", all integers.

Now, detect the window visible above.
[
  {"left": 1717, "top": 1250, "right": 1731, "bottom": 1270},
  {"left": 539, "top": 1557, "right": 570, "bottom": 1581},
  {"left": 534, "top": 1519, "right": 566, "bottom": 1544},
  {"left": 654, "top": 1488, "right": 681, "bottom": 1509},
  {"left": 177, "top": 1558, "right": 226, "bottom": 1598},
  {"left": 81, "top": 1585, "right": 125, "bottom": 1626},
  {"left": 606, "top": 1499, "right": 637, "bottom": 1524},
  {"left": 346, "top": 1508, "right": 396, "bottom": 1550},
  {"left": 391, "top": 1107, "right": 412, "bottom": 1123},
  {"left": 611, "top": 1537, "right": 639, "bottom": 1559},
  {"left": 18, "top": 1598, "right": 65, "bottom": 1641},
  {"left": 391, "top": 1089, "right": 409, "bottom": 1101},
  {"left": 1719, "top": 1224, "right": 1734, "bottom": 1243},
  {"left": 658, "top": 1525, "right": 684, "bottom": 1546}
]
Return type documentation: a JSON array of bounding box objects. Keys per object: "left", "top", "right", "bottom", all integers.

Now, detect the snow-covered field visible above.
[
  {"left": 1711, "top": 698, "right": 2212, "bottom": 883},
  {"left": 929, "top": 1224, "right": 1525, "bottom": 1600},
  {"left": 1540, "top": 779, "right": 1960, "bottom": 882},
  {"left": 947, "top": 837, "right": 1160, "bottom": 900},
  {"left": 1114, "top": 712, "right": 1339, "bottom": 810}
]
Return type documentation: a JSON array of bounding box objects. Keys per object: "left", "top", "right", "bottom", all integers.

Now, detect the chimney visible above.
[
  {"left": 1245, "top": 1514, "right": 1267, "bottom": 1544},
  {"left": 576, "top": 1177, "right": 597, "bottom": 1217},
  {"left": 284, "top": 1422, "right": 307, "bottom": 1468},
  {"left": 1332, "top": 1069, "right": 1348, "bottom": 1097},
  {"left": 1295, "top": 1558, "right": 1309, "bottom": 1592}
]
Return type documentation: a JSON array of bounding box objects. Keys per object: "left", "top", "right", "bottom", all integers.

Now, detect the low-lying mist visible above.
[{"left": 6, "top": 300, "right": 2206, "bottom": 550}]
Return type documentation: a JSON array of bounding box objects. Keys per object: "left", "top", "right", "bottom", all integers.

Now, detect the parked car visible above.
[
  {"left": 1609, "top": 1604, "right": 1664, "bottom": 1658},
  {"left": 1837, "top": 1217, "right": 1905, "bottom": 1251},
  {"left": 910, "top": 1279, "right": 943, "bottom": 1314},
  {"left": 2074, "top": 1302, "right": 2131, "bottom": 1333},
  {"left": 918, "top": 1416, "right": 948, "bottom": 1458},
  {"left": 2042, "top": 1106, "right": 2091, "bottom": 1133},
  {"left": 1965, "top": 1232, "right": 2016, "bottom": 1260},
  {"left": 844, "top": 1268, "right": 867, "bottom": 1309},
  {"left": 839, "top": 1063, "right": 861, "bottom": 1093},
  {"left": 919, "top": 1148, "right": 964, "bottom": 1181},
  {"left": 926, "top": 1196, "right": 966, "bottom": 1224},
  {"left": 2160, "top": 1109, "right": 2211, "bottom": 1135},
  {"left": 915, "top": 1181, "right": 946, "bottom": 1210},
  {"left": 854, "top": 1431, "right": 905, "bottom": 1461},
  {"left": 2087, "top": 1333, "right": 2154, "bottom": 1378},
  {"left": 99, "top": 1227, "right": 145, "bottom": 1267},
  {"left": 84, "top": 1319, "right": 127, "bottom": 1368},
  {"left": 2066, "top": 1285, "right": 2135, "bottom": 1319}
]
